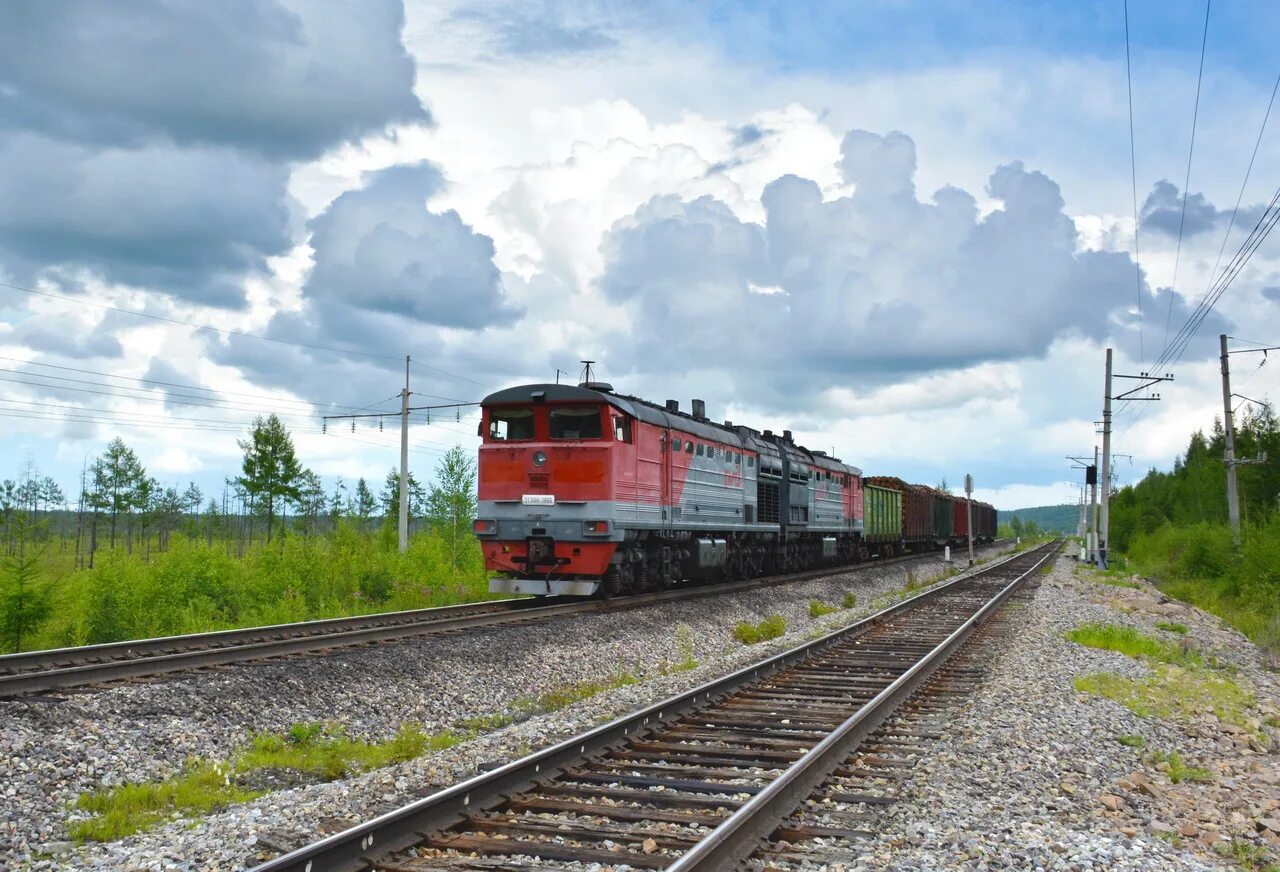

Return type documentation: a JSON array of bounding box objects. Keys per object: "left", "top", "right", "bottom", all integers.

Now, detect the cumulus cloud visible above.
[
  {"left": 305, "top": 163, "right": 521, "bottom": 330},
  {"left": 0, "top": 0, "right": 427, "bottom": 159},
  {"left": 212, "top": 163, "right": 521, "bottom": 401},
  {"left": 0, "top": 136, "right": 293, "bottom": 307},
  {"left": 1263, "top": 286, "right": 1280, "bottom": 303},
  {"left": 596, "top": 129, "right": 1205, "bottom": 410},
  {"left": 1140, "top": 180, "right": 1219, "bottom": 238},
  {"left": 0, "top": 0, "right": 427, "bottom": 309}
]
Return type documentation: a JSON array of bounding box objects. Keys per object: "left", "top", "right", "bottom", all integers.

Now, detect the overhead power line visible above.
[
  {"left": 0, "top": 354, "right": 390, "bottom": 417},
  {"left": 1124, "top": 0, "right": 1144, "bottom": 366},
  {"left": 1161, "top": 0, "right": 1212, "bottom": 354}
]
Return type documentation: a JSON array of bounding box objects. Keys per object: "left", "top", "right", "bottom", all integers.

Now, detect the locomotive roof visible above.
[{"left": 482, "top": 383, "right": 862, "bottom": 476}]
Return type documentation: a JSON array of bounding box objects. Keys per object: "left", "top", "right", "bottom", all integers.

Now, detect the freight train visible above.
[{"left": 473, "top": 382, "right": 996, "bottom": 596}]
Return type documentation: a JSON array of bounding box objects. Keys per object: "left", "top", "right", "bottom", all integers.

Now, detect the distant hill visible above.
[{"left": 998, "top": 504, "right": 1078, "bottom": 535}]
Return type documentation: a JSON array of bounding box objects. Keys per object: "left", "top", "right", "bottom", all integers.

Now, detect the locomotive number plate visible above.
[{"left": 521, "top": 494, "right": 556, "bottom": 506}]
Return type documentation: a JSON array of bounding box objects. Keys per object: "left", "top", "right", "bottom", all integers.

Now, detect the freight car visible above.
[{"left": 474, "top": 381, "right": 991, "bottom": 596}]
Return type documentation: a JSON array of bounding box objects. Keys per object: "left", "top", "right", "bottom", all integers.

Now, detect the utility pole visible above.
[
  {"left": 1099, "top": 348, "right": 1113, "bottom": 569},
  {"left": 400, "top": 355, "right": 410, "bottom": 553},
  {"left": 320, "top": 359, "right": 482, "bottom": 555},
  {"left": 1219, "top": 336, "right": 1279, "bottom": 546},
  {"left": 1104, "top": 357, "right": 1173, "bottom": 568},
  {"left": 964, "top": 474, "right": 974, "bottom": 567},
  {"left": 1221, "top": 334, "right": 1242, "bottom": 546}
]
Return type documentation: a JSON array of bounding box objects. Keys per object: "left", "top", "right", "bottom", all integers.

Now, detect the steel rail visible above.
[
  {"left": 669, "top": 540, "right": 1059, "bottom": 871},
  {"left": 1, "top": 543, "right": 1005, "bottom": 699},
  {"left": 247, "top": 540, "right": 1054, "bottom": 872}
]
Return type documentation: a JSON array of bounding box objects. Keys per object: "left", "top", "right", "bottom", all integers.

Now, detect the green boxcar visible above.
[{"left": 864, "top": 484, "right": 903, "bottom": 543}]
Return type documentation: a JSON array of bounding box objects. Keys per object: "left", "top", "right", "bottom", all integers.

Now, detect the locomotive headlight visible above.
[
  {"left": 583, "top": 520, "right": 610, "bottom": 535},
  {"left": 532, "top": 450, "right": 547, "bottom": 466},
  {"left": 472, "top": 519, "right": 497, "bottom": 536}
]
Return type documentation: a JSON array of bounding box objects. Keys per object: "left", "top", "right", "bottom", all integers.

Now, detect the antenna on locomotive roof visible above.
[{"left": 579, "top": 360, "right": 596, "bottom": 385}]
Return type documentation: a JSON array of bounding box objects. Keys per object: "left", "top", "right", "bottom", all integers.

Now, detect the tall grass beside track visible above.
[{"left": 10, "top": 523, "right": 491, "bottom": 652}]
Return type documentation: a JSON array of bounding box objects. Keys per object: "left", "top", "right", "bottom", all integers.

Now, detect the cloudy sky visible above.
[{"left": 1, "top": 0, "right": 1278, "bottom": 510}]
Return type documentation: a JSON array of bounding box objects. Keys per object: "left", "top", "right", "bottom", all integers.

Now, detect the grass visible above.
[
  {"left": 70, "top": 721, "right": 443, "bottom": 842},
  {"left": 1074, "top": 665, "right": 1256, "bottom": 731},
  {"left": 1064, "top": 622, "right": 1203, "bottom": 667},
  {"left": 1117, "top": 733, "right": 1146, "bottom": 748},
  {"left": 808, "top": 599, "right": 838, "bottom": 618},
  {"left": 665, "top": 623, "right": 698, "bottom": 673},
  {"left": 842, "top": 591, "right": 857, "bottom": 609},
  {"left": 525, "top": 672, "right": 639, "bottom": 714},
  {"left": 733, "top": 615, "right": 787, "bottom": 645},
  {"left": 237, "top": 723, "right": 446, "bottom": 780},
  {"left": 68, "top": 760, "right": 261, "bottom": 842},
  {"left": 1155, "top": 621, "right": 1189, "bottom": 635},
  {"left": 1097, "top": 576, "right": 1140, "bottom": 589},
  {"left": 1146, "top": 749, "right": 1213, "bottom": 784}
]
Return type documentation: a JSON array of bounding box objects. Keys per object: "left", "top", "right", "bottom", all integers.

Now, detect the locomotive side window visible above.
[
  {"left": 613, "top": 415, "right": 632, "bottom": 443},
  {"left": 550, "top": 406, "right": 603, "bottom": 439},
  {"left": 488, "top": 408, "right": 534, "bottom": 440},
  {"left": 685, "top": 441, "right": 694, "bottom": 454}
]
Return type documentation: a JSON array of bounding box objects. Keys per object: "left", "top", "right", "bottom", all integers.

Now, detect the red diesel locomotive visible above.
[{"left": 473, "top": 381, "right": 994, "bottom": 596}]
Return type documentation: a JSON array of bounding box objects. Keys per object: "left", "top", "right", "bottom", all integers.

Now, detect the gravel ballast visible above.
[{"left": 5, "top": 544, "right": 1276, "bottom": 871}]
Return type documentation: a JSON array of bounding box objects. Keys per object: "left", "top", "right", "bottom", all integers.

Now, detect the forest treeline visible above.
[
  {"left": 0, "top": 415, "right": 487, "bottom": 653},
  {"left": 1108, "top": 403, "right": 1280, "bottom": 650}
]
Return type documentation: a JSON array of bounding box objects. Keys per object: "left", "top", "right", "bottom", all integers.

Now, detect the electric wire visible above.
[
  {"left": 1162, "top": 0, "right": 1212, "bottom": 353},
  {"left": 0, "top": 354, "right": 390, "bottom": 417},
  {"left": 1124, "top": 0, "right": 1144, "bottom": 366}
]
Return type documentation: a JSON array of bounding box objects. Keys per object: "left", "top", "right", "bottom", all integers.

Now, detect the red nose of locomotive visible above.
[{"left": 474, "top": 385, "right": 628, "bottom": 595}]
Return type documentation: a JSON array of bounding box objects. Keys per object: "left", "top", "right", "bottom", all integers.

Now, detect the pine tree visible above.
[
  {"left": 1, "top": 511, "right": 51, "bottom": 653},
  {"left": 380, "top": 467, "right": 422, "bottom": 522},
  {"left": 294, "top": 469, "right": 326, "bottom": 537},
  {"left": 92, "top": 438, "right": 148, "bottom": 550},
  {"left": 236, "top": 414, "right": 303, "bottom": 543},
  {"left": 353, "top": 478, "right": 376, "bottom": 530}
]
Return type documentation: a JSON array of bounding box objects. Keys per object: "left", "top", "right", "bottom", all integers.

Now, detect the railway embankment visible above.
[
  {"left": 2, "top": 546, "right": 1002, "bottom": 870},
  {"left": 5, "top": 545, "right": 1275, "bottom": 871}
]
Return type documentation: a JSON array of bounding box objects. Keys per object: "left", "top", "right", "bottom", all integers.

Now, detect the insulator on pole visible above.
[{"left": 322, "top": 421, "right": 326, "bottom": 434}]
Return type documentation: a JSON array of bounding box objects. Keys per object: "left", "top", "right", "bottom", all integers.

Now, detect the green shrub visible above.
[
  {"left": 808, "top": 600, "right": 837, "bottom": 618},
  {"left": 1117, "top": 733, "right": 1145, "bottom": 748},
  {"left": 842, "top": 591, "right": 857, "bottom": 609},
  {"left": 1155, "top": 621, "right": 1189, "bottom": 635},
  {"left": 1147, "top": 749, "right": 1213, "bottom": 784},
  {"left": 734, "top": 615, "right": 786, "bottom": 645}
]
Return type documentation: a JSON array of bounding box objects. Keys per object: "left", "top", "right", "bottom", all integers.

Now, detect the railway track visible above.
[
  {"left": 249, "top": 539, "right": 1058, "bottom": 872},
  {"left": 0, "top": 543, "right": 1007, "bottom": 700}
]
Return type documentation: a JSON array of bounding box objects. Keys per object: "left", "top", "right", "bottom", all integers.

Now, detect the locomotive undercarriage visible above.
[{"left": 599, "top": 531, "right": 869, "bottom": 597}]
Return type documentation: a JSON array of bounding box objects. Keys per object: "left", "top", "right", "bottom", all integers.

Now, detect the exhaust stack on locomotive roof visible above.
[
  {"left": 691, "top": 399, "right": 706, "bottom": 419},
  {"left": 665, "top": 399, "right": 679, "bottom": 412}
]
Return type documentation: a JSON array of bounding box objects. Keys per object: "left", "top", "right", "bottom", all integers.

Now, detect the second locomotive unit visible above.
[{"left": 473, "top": 381, "right": 995, "bottom": 597}]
